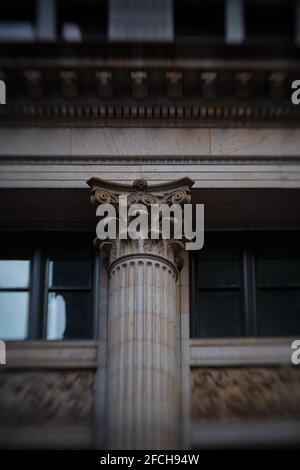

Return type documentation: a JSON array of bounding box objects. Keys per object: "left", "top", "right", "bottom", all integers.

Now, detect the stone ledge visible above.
[
  {"left": 1, "top": 341, "right": 98, "bottom": 370},
  {"left": 190, "top": 337, "right": 295, "bottom": 366}
]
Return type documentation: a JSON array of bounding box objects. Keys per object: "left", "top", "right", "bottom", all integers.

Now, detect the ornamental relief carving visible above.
[
  {"left": 88, "top": 177, "right": 194, "bottom": 274},
  {"left": 191, "top": 367, "right": 300, "bottom": 422},
  {"left": 94, "top": 188, "right": 120, "bottom": 206},
  {"left": 127, "top": 191, "right": 160, "bottom": 207},
  {"left": 0, "top": 371, "right": 95, "bottom": 426},
  {"left": 89, "top": 177, "right": 193, "bottom": 211},
  {"left": 93, "top": 186, "right": 191, "bottom": 208}
]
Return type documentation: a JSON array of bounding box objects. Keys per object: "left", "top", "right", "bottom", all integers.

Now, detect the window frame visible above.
[
  {"left": 190, "top": 231, "right": 300, "bottom": 338},
  {"left": 0, "top": 232, "right": 99, "bottom": 341}
]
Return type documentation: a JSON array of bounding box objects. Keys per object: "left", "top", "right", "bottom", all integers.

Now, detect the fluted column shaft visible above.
[{"left": 107, "top": 246, "right": 179, "bottom": 449}]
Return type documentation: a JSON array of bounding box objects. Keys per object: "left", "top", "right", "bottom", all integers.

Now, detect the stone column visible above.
[{"left": 88, "top": 177, "right": 194, "bottom": 450}]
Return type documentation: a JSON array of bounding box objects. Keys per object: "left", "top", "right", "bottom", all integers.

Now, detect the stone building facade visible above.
[{"left": 0, "top": 0, "right": 300, "bottom": 449}]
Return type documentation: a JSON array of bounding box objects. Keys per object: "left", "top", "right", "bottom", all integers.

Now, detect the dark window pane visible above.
[
  {"left": 1, "top": 0, "right": 36, "bottom": 22},
  {"left": 192, "top": 231, "right": 300, "bottom": 339},
  {"left": 193, "top": 233, "right": 243, "bottom": 338},
  {"left": 58, "top": 0, "right": 107, "bottom": 41},
  {"left": 174, "top": 0, "right": 225, "bottom": 38},
  {"left": 48, "top": 258, "right": 92, "bottom": 288},
  {"left": 196, "top": 290, "right": 242, "bottom": 337},
  {"left": 258, "top": 290, "right": 300, "bottom": 336},
  {"left": 197, "top": 258, "right": 240, "bottom": 289},
  {"left": 0, "top": 292, "right": 28, "bottom": 339},
  {"left": 245, "top": 0, "right": 294, "bottom": 39},
  {"left": 0, "top": 259, "right": 30, "bottom": 288},
  {"left": 257, "top": 258, "right": 300, "bottom": 288},
  {"left": 47, "top": 292, "right": 93, "bottom": 339}
]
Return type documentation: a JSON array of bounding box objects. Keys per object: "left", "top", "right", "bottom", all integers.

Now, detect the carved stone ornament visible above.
[
  {"left": 87, "top": 176, "right": 195, "bottom": 275},
  {"left": 87, "top": 176, "right": 194, "bottom": 208}
]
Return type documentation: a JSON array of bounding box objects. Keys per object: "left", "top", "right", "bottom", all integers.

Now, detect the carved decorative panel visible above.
[
  {"left": 0, "top": 371, "right": 95, "bottom": 426},
  {"left": 191, "top": 367, "right": 300, "bottom": 422}
]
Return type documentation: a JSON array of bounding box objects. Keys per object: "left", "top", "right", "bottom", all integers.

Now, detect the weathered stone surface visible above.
[
  {"left": 1, "top": 128, "right": 300, "bottom": 158},
  {"left": 0, "top": 371, "right": 95, "bottom": 426},
  {"left": 211, "top": 129, "right": 300, "bottom": 156},
  {"left": 191, "top": 367, "right": 300, "bottom": 422}
]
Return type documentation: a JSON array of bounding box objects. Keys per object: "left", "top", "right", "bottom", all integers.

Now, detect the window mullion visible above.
[
  {"left": 242, "top": 238, "right": 257, "bottom": 336},
  {"left": 189, "top": 254, "right": 197, "bottom": 337},
  {"left": 28, "top": 244, "right": 44, "bottom": 339},
  {"left": 42, "top": 252, "right": 50, "bottom": 339}
]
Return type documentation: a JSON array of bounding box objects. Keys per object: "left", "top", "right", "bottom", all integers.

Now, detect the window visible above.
[
  {"left": 191, "top": 232, "right": 300, "bottom": 338},
  {"left": 108, "top": 0, "right": 173, "bottom": 42},
  {"left": 0, "top": 253, "right": 31, "bottom": 340},
  {"left": 174, "top": 0, "right": 225, "bottom": 41},
  {"left": 58, "top": 0, "right": 108, "bottom": 42},
  {"left": 0, "top": 0, "right": 36, "bottom": 42},
  {"left": 0, "top": 233, "right": 98, "bottom": 341}
]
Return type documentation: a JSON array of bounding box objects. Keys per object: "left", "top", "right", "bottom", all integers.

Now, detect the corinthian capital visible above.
[
  {"left": 87, "top": 176, "right": 194, "bottom": 209},
  {"left": 87, "top": 177, "right": 195, "bottom": 275}
]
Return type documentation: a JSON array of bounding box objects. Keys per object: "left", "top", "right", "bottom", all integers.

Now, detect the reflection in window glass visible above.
[
  {"left": 0, "top": 292, "right": 28, "bottom": 339},
  {"left": 47, "top": 293, "right": 66, "bottom": 339},
  {"left": 47, "top": 292, "right": 92, "bottom": 340},
  {"left": 0, "top": 260, "right": 30, "bottom": 288}
]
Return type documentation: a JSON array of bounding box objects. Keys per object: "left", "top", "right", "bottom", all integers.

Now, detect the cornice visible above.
[
  {"left": 0, "top": 47, "right": 299, "bottom": 126},
  {"left": 1, "top": 155, "right": 300, "bottom": 165}
]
